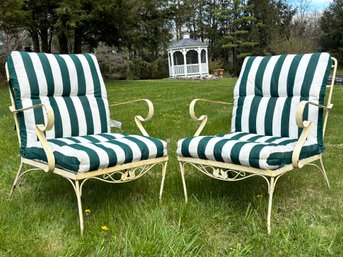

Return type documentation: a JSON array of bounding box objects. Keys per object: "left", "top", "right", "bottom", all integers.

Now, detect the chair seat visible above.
[
  {"left": 22, "top": 133, "right": 167, "bottom": 173},
  {"left": 177, "top": 132, "right": 323, "bottom": 170}
]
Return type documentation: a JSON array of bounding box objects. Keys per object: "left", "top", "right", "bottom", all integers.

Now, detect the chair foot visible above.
[
  {"left": 179, "top": 162, "right": 188, "bottom": 203},
  {"left": 74, "top": 180, "right": 84, "bottom": 235},
  {"left": 9, "top": 162, "right": 24, "bottom": 198},
  {"left": 319, "top": 156, "right": 330, "bottom": 188},
  {"left": 159, "top": 161, "right": 168, "bottom": 201},
  {"left": 267, "top": 177, "right": 276, "bottom": 235}
]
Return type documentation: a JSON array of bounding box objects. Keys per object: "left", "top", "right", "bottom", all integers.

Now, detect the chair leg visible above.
[
  {"left": 267, "top": 177, "right": 276, "bottom": 235},
  {"left": 319, "top": 156, "right": 330, "bottom": 188},
  {"left": 159, "top": 161, "right": 168, "bottom": 201},
  {"left": 179, "top": 161, "right": 188, "bottom": 203},
  {"left": 74, "top": 180, "right": 84, "bottom": 235},
  {"left": 9, "top": 162, "right": 24, "bottom": 198}
]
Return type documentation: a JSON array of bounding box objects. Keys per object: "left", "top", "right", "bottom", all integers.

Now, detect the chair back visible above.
[
  {"left": 231, "top": 53, "right": 332, "bottom": 148},
  {"left": 7, "top": 51, "right": 110, "bottom": 150}
]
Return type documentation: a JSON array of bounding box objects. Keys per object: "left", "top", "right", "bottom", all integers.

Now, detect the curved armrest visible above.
[
  {"left": 189, "top": 98, "right": 232, "bottom": 136},
  {"left": 10, "top": 103, "right": 56, "bottom": 172},
  {"left": 292, "top": 100, "right": 333, "bottom": 168},
  {"left": 109, "top": 99, "right": 154, "bottom": 136}
]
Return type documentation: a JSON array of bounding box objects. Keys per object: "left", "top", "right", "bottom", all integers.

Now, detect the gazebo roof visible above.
[{"left": 168, "top": 35, "right": 207, "bottom": 50}]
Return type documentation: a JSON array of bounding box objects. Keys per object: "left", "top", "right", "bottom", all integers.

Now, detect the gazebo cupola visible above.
[{"left": 168, "top": 34, "right": 209, "bottom": 78}]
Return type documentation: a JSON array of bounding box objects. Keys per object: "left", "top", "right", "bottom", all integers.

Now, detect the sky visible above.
[{"left": 289, "top": 0, "right": 331, "bottom": 12}]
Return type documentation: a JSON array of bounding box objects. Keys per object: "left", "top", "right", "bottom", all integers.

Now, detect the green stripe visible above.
[
  {"left": 79, "top": 96, "right": 94, "bottom": 134},
  {"left": 54, "top": 55, "right": 71, "bottom": 96},
  {"left": 100, "top": 133, "right": 128, "bottom": 141},
  {"left": 94, "top": 143, "right": 118, "bottom": 167},
  {"left": 48, "top": 97, "right": 63, "bottom": 138},
  {"left": 317, "top": 56, "right": 332, "bottom": 147},
  {"left": 181, "top": 138, "right": 193, "bottom": 157},
  {"left": 7, "top": 55, "right": 27, "bottom": 149},
  {"left": 37, "top": 53, "right": 54, "bottom": 96},
  {"left": 234, "top": 96, "right": 245, "bottom": 131},
  {"left": 125, "top": 136, "right": 150, "bottom": 160},
  {"left": 20, "top": 53, "right": 45, "bottom": 130},
  {"left": 229, "top": 141, "right": 246, "bottom": 165},
  {"left": 64, "top": 97, "right": 79, "bottom": 136},
  {"left": 249, "top": 144, "right": 265, "bottom": 168},
  {"left": 270, "top": 55, "right": 286, "bottom": 97},
  {"left": 84, "top": 54, "right": 108, "bottom": 133},
  {"left": 248, "top": 96, "right": 262, "bottom": 133},
  {"left": 213, "top": 139, "right": 230, "bottom": 162},
  {"left": 83, "top": 135, "right": 101, "bottom": 143},
  {"left": 239, "top": 57, "right": 256, "bottom": 96},
  {"left": 254, "top": 56, "right": 270, "bottom": 96},
  {"left": 70, "top": 144, "right": 100, "bottom": 171},
  {"left": 197, "top": 137, "right": 213, "bottom": 159},
  {"left": 69, "top": 55, "right": 86, "bottom": 95},
  {"left": 264, "top": 97, "right": 277, "bottom": 135},
  {"left": 106, "top": 141, "right": 133, "bottom": 163},
  {"left": 287, "top": 54, "right": 302, "bottom": 96},
  {"left": 280, "top": 97, "right": 292, "bottom": 137},
  {"left": 140, "top": 136, "right": 164, "bottom": 158}
]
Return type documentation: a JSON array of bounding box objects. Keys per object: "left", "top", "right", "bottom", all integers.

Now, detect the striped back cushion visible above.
[
  {"left": 7, "top": 51, "right": 110, "bottom": 150},
  {"left": 231, "top": 53, "right": 332, "bottom": 147}
]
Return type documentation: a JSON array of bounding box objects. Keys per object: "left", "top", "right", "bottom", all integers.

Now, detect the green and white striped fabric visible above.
[
  {"left": 24, "top": 133, "right": 167, "bottom": 173},
  {"left": 232, "top": 53, "right": 332, "bottom": 147},
  {"left": 177, "top": 132, "right": 319, "bottom": 170},
  {"left": 7, "top": 51, "right": 110, "bottom": 151},
  {"left": 177, "top": 53, "right": 332, "bottom": 170},
  {"left": 7, "top": 51, "right": 167, "bottom": 173}
]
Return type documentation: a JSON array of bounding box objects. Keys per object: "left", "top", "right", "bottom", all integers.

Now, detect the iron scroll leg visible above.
[
  {"left": 159, "top": 161, "right": 168, "bottom": 201},
  {"left": 179, "top": 162, "right": 188, "bottom": 203}
]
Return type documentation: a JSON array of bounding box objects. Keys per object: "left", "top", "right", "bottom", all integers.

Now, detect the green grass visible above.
[{"left": 0, "top": 78, "right": 343, "bottom": 256}]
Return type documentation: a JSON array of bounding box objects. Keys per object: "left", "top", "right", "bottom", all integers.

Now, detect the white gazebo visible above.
[{"left": 167, "top": 35, "right": 209, "bottom": 78}]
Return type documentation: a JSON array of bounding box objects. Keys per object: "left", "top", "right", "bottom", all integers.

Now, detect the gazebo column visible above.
[
  {"left": 170, "top": 50, "right": 175, "bottom": 77},
  {"left": 183, "top": 49, "right": 187, "bottom": 77},
  {"left": 198, "top": 47, "right": 202, "bottom": 75}
]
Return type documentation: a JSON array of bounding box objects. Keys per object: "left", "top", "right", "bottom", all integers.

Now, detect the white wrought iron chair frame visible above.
[
  {"left": 6, "top": 65, "right": 168, "bottom": 235},
  {"left": 178, "top": 57, "right": 337, "bottom": 234}
]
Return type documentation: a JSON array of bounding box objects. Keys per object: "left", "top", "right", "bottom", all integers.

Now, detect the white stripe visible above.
[
  {"left": 246, "top": 57, "right": 263, "bottom": 95},
  {"left": 129, "top": 135, "right": 158, "bottom": 158},
  {"left": 255, "top": 97, "right": 269, "bottom": 135},
  {"left": 57, "top": 146, "right": 90, "bottom": 172},
  {"left": 87, "top": 96, "right": 102, "bottom": 134},
  {"left": 234, "top": 57, "right": 249, "bottom": 97},
  {"left": 187, "top": 136, "right": 206, "bottom": 158},
  {"left": 204, "top": 137, "right": 224, "bottom": 159},
  {"left": 240, "top": 95, "right": 254, "bottom": 132},
  {"left": 46, "top": 54, "right": 63, "bottom": 96},
  {"left": 272, "top": 97, "right": 287, "bottom": 137},
  {"left": 83, "top": 143, "right": 109, "bottom": 169},
  {"left": 70, "top": 96, "right": 87, "bottom": 135},
  {"left": 262, "top": 55, "right": 279, "bottom": 96},
  {"left": 119, "top": 138, "right": 142, "bottom": 162},
  {"left": 77, "top": 55, "right": 94, "bottom": 94},
  {"left": 54, "top": 97, "right": 72, "bottom": 137},
  {"left": 278, "top": 55, "right": 295, "bottom": 97},
  {"left": 28, "top": 53, "right": 48, "bottom": 96},
  {"left": 238, "top": 143, "right": 256, "bottom": 166},
  {"left": 61, "top": 55, "right": 79, "bottom": 96},
  {"left": 293, "top": 54, "right": 312, "bottom": 96},
  {"left": 220, "top": 140, "right": 236, "bottom": 163},
  {"left": 288, "top": 96, "right": 301, "bottom": 138}
]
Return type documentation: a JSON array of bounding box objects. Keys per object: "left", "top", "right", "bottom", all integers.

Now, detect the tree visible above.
[{"left": 320, "top": 0, "right": 343, "bottom": 60}]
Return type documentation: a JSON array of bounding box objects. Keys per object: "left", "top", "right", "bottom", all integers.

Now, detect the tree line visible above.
[{"left": 1, "top": 0, "right": 342, "bottom": 79}]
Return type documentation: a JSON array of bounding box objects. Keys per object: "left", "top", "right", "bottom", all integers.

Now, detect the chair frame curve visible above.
[
  {"left": 177, "top": 57, "right": 337, "bottom": 234},
  {"left": 5, "top": 63, "right": 169, "bottom": 235}
]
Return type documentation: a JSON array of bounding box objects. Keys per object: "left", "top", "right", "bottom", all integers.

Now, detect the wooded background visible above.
[{"left": 0, "top": 0, "right": 342, "bottom": 79}]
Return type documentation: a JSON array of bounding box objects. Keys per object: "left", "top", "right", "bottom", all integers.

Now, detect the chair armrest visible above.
[
  {"left": 10, "top": 103, "right": 56, "bottom": 172},
  {"left": 292, "top": 100, "right": 333, "bottom": 168},
  {"left": 189, "top": 98, "right": 232, "bottom": 136},
  {"left": 109, "top": 99, "right": 154, "bottom": 136}
]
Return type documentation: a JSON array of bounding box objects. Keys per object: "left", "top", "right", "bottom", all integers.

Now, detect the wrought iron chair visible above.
[
  {"left": 176, "top": 53, "right": 337, "bottom": 233},
  {"left": 6, "top": 51, "right": 168, "bottom": 234}
]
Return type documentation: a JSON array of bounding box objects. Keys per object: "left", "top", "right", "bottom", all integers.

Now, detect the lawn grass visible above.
[{"left": 0, "top": 78, "right": 343, "bottom": 256}]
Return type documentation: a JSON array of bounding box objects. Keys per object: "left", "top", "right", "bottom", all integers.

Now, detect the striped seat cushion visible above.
[
  {"left": 7, "top": 51, "right": 110, "bottom": 150},
  {"left": 177, "top": 132, "right": 320, "bottom": 170},
  {"left": 232, "top": 53, "right": 332, "bottom": 148},
  {"left": 23, "top": 133, "right": 167, "bottom": 173}
]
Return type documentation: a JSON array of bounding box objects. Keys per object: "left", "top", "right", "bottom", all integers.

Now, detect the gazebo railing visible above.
[
  {"left": 187, "top": 64, "right": 199, "bottom": 74},
  {"left": 173, "top": 64, "right": 208, "bottom": 76}
]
